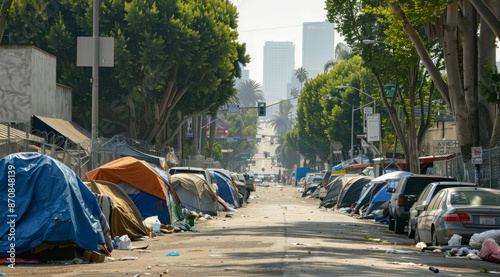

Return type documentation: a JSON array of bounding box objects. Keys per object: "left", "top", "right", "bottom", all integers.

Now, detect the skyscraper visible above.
[
  {"left": 302, "top": 22, "right": 335, "bottom": 78},
  {"left": 263, "top": 41, "right": 295, "bottom": 104}
]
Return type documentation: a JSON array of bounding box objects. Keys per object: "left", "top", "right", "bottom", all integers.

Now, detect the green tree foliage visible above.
[
  {"left": 221, "top": 109, "right": 258, "bottom": 168},
  {"left": 4, "top": 0, "right": 249, "bottom": 146},
  {"left": 269, "top": 100, "right": 293, "bottom": 138},
  {"left": 236, "top": 79, "right": 265, "bottom": 107}
]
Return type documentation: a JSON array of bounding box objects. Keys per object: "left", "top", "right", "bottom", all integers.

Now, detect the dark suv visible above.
[{"left": 387, "top": 174, "right": 455, "bottom": 234}]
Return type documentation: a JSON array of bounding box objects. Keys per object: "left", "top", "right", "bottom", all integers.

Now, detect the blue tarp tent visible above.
[
  {"left": 364, "top": 171, "right": 415, "bottom": 216},
  {"left": 0, "top": 153, "right": 105, "bottom": 257},
  {"left": 211, "top": 171, "right": 239, "bottom": 208}
]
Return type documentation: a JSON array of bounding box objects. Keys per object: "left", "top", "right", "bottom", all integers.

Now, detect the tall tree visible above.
[
  {"left": 236, "top": 79, "right": 265, "bottom": 107},
  {"left": 324, "top": 42, "right": 354, "bottom": 73},
  {"left": 295, "top": 67, "right": 308, "bottom": 90},
  {"left": 269, "top": 100, "right": 293, "bottom": 138}
]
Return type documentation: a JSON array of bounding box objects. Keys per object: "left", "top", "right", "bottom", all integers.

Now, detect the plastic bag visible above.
[
  {"left": 448, "top": 234, "right": 462, "bottom": 246},
  {"left": 470, "top": 230, "right": 500, "bottom": 247},
  {"left": 144, "top": 216, "right": 159, "bottom": 229},
  {"left": 478, "top": 238, "right": 500, "bottom": 262},
  {"left": 117, "top": 234, "right": 133, "bottom": 250}
]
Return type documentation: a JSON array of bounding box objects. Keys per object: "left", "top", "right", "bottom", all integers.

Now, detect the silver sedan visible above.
[{"left": 414, "top": 187, "right": 500, "bottom": 246}]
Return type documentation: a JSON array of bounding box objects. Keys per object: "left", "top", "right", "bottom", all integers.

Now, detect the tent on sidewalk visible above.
[
  {"left": 84, "top": 157, "right": 174, "bottom": 225},
  {"left": 319, "top": 175, "right": 359, "bottom": 208},
  {"left": 364, "top": 171, "right": 415, "bottom": 216},
  {"left": 353, "top": 171, "right": 415, "bottom": 216},
  {"left": 0, "top": 153, "right": 105, "bottom": 260},
  {"left": 150, "top": 165, "right": 184, "bottom": 224},
  {"left": 84, "top": 180, "right": 148, "bottom": 238},
  {"left": 170, "top": 174, "right": 219, "bottom": 215},
  {"left": 336, "top": 176, "right": 374, "bottom": 209},
  {"left": 211, "top": 171, "right": 240, "bottom": 208}
]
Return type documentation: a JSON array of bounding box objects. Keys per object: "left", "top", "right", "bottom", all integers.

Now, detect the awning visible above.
[{"left": 32, "top": 115, "right": 90, "bottom": 147}]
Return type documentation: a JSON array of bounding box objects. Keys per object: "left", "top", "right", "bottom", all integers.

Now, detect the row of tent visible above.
[
  {"left": 315, "top": 171, "right": 415, "bottom": 217},
  {"left": 0, "top": 152, "right": 244, "bottom": 261}
]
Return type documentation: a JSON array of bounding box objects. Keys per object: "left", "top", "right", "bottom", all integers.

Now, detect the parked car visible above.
[
  {"left": 387, "top": 174, "right": 456, "bottom": 234},
  {"left": 415, "top": 187, "right": 500, "bottom": 245},
  {"left": 297, "top": 177, "right": 306, "bottom": 187},
  {"left": 407, "top": 181, "right": 477, "bottom": 238}
]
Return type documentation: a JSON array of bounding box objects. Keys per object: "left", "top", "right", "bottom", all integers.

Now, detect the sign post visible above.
[{"left": 472, "top": 146, "right": 483, "bottom": 185}]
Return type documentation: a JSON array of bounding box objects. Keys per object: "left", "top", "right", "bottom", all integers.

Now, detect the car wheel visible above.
[
  {"left": 408, "top": 220, "right": 415, "bottom": 238},
  {"left": 388, "top": 215, "right": 395, "bottom": 231},
  {"left": 431, "top": 227, "right": 439, "bottom": 246},
  {"left": 414, "top": 226, "right": 421, "bottom": 245},
  {"left": 394, "top": 216, "right": 405, "bottom": 234}
]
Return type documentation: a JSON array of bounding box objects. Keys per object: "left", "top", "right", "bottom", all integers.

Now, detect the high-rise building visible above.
[
  {"left": 263, "top": 41, "right": 295, "bottom": 104},
  {"left": 302, "top": 22, "right": 335, "bottom": 79}
]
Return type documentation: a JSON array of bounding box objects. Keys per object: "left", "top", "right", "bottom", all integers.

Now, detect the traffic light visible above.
[{"left": 258, "top": 102, "right": 266, "bottom": 116}]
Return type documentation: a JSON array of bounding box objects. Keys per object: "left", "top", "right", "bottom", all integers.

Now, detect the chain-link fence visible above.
[
  {"left": 0, "top": 123, "right": 91, "bottom": 177},
  {"left": 433, "top": 146, "right": 500, "bottom": 189}
]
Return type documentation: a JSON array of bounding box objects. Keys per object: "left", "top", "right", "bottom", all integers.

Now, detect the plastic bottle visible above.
[
  {"left": 153, "top": 220, "right": 161, "bottom": 234},
  {"left": 113, "top": 236, "right": 120, "bottom": 248}
]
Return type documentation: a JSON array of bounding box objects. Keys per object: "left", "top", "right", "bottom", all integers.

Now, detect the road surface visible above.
[{"left": 6, "top": 184, "right": 500, "bottom": 276}]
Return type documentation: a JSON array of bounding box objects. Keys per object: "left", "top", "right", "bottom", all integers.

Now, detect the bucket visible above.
[{"left": 188, "top": 217, "right": 195, "bottom": 227}]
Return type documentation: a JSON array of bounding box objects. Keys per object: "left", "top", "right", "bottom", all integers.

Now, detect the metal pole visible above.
[
  {"left": 351, "top": 104, "right": 354, "bottom": 159},
  {"left": 198, "top": 114, "right": 202, "bottom": 155},
  {"left": 91, "top": 0, "right": 99, "bottom": 168}
]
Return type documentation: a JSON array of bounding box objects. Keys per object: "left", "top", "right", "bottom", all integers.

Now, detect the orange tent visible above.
[{"left": 84, "top": 157, "right": 168, "bottom": 200}]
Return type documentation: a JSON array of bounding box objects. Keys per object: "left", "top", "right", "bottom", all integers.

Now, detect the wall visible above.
[
  {"left": 420, "top": 120, "right": 457, "bottom": 156},
  {"left": 0, "top": 46, "right": 32, "bottom": 122},
  {"left": 0, "top": 46, "right": 72, "bottom": 122}
]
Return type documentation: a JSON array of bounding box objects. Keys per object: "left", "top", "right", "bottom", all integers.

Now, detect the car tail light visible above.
[
  {"left": 445, "top": 213, "right": 470, "bottom": 222},
  {"left": 398, "top": 197, "right": 404, "bottom": 206}
]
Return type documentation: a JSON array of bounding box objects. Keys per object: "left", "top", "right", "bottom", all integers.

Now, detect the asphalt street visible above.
[{"left": 7, "top": 184, "right": 500, "bottom": 276}]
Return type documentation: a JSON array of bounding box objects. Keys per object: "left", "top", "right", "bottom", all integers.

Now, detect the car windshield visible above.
[{"left": 450, "top": 191, "right": 500, "bottom": 206}]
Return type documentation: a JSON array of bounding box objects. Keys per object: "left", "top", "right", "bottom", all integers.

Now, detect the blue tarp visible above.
[
  {"left": 365, "top": 171, "right": 415, "bottom": 215},
  {"left": 0, "top": 153, "right": 105, "bottom": 256},
  {"left": 211, "top": 171, "right": 239, "bottom": 208}
]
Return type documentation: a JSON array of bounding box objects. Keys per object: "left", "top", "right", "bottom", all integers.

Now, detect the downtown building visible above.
[
  {"left": 263, "top": 41, "right": 295, "bottom": 105},
  {"left": 302, "top": 21, "right": 335, "bottom": 79}
]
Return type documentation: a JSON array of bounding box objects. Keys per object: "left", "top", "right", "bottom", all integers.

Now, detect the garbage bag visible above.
[
  {"left": 470, "top": 230, "right": 500, "bottom": 247},
  {"left": 448, "top": 234, "right": 462, "bottom": 246},
  {"left": 117, "top": 234, "right": 133, "bottom": 250},
  {"left": 478, "top": 238, "right": 500, "bottom": 262}
]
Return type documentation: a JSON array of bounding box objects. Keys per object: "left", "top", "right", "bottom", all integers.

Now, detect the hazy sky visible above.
[{"left": 230, "top": 0, "right": 344, "bottom": 85}]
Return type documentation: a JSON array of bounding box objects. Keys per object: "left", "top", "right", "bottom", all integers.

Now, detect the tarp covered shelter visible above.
[
  {"left": 0, "top": 153, "right": 105, "bottom": 258},
  {"left": 211, "top": 171, "right": 240, "bottom": 208},
  {"left": 331, "top": 155, "right": 370, "bottom": 171},
  {"left": 336, "top": 176, "right": 374, "bottom": 208},
  {"left": 106, "top": 137, "right": 166, "bottom": 169},
  {"left": 319, "top": 175, "right": 359, "bottom": 208},
  {"left": 365, "top": 171, "right": 415, "bottom": 216},
  {"left": 353, "top": 171, "right": 414, "bottom": 215},
  {"left": 170, "top": 174, "right": 219, "bottom": 215},
  {"left": 84, "top": 157, "right": 173, "bottom": 224},
  {"left": 84, "top": 180, "right": 148, "bottom": 238}
]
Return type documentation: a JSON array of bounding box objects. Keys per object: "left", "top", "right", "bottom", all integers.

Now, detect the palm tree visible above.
[
  {"left": 270, "top": 100, "right": 294, "bottom": 138},
  {"left": 290, "top": 87, "right": 300, "bottom": 98},
  {"left": 324, "top": 42, "right": 354, "bottom": 73},
  {"left": 236, "top": 79, "right": 265, "bottom": 107},
  {"left": 295, "top": 67, "right": 308, "bottom": 91}
]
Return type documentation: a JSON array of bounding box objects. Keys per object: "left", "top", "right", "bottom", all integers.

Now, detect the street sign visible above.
[
  {"left": 77, "top": 37, "right": 115, "bottom": 67},
  {"left": 384, "top": 85, "right": 395, "bottom": 98},
  {"left": 366, "top": 113, "right": 380, "bottom": 142},
  {"left": 228, "top": 104, "right": 240, "bottom": 113},
  {"left": 472, "top": 146, "right": 483, "bottom": 164}
]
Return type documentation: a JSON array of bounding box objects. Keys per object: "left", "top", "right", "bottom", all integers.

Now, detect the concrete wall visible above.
[
  {"left": 0, "top": 46, "right": 32, "bottom": 122},
  {"left": 420, "top": 120, "right": 458, "bottom": 156},
  {"left": 0, "top": 46, "right": 72, "bottom": 122}
]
